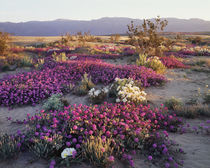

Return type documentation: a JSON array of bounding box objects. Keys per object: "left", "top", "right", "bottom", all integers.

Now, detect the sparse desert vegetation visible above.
[{"left": 0, "top": 16, "right": 210, "bottom": 168}]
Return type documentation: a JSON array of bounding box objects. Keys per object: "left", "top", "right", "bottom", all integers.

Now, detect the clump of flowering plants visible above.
[
  {"left": 67, "top": 53, "right": 122, "bottom": 59},
  {"left": 4, "top": 102, "right": 184, "bottom": 167},
  {"left": 136, "top": 54, "right": 166, "bottom": 74},
  {"left": 160, "top": 57, "right": 190, "bottom": 69},
  {"left": 0, "top": 59, "right": 166, "bottom": 107},
  {"left": 179, "top": 47, "right": 210, "bottom": 56},
  {"left": 88, "top": 86, "right": 109, "bottom": 104},
  {"left": 146, "top": 56, "right": 167, "bottom": 74},
  {"left": 111, "top": 78, "right": 146, "bottom": 104}
]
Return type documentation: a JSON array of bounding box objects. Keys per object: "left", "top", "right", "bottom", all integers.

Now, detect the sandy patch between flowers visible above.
[
  {"left": 0, "top": 67, "right": 31, "bottom": 79},
  {"left": 169, "top": 118, "right": 210, "bottom": 168},
  {"left": 0, "top": 105, "right": 42, "bottom": 135},
  {"left": 146, "top": 68, "right": 210, "bottom": 107}
]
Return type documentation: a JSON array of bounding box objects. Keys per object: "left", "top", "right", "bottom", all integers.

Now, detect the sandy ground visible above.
[
  {"left": 146, "top": 68, "right": 210, "bottom": 107},
  {"left": 0, "top": 67, "right": 32, "bottom": 79},
  {"left": 0, "top": 105, "right": 42, "bottom": 135},
  {"left": 10, "top": 36, "right": 130, "bottom": 47},
  {"left": 169, "top": 118, "right": 210, "bottom": 168},
  {"left": 0, "top": 56, "right": 210, "bottom": 168},
  {"left": 11, "top": 36, "right": 129, "bottom": 43}
]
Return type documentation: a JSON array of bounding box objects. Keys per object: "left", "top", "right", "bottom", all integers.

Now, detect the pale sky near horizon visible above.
[{"left": 0, "top": 0, "right": 210, "bottom": 22}]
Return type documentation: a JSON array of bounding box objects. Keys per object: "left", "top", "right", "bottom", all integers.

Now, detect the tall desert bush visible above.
[
  {"left": 127, "top": 16, "right": 172, "bottom": 56},
  {"left": 0, "top": 32, "right": 10, "bottom": 55}
]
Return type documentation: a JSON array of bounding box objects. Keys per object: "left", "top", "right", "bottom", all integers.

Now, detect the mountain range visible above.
[{"left": 0, "top": 17, "right": 210, "bottom": 36}]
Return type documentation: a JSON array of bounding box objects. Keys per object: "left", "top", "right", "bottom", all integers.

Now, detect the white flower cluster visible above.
[
  {"left": 115, "top": 78, "right": 147, "bottom": 104},
  {"left": 88, "top": 86, "right": 109, "bottom": 104},
  {"left": 89, "top": 87, "right": 109, "bottom": 98},
  {"left": 61, "top": 148, "right": 76, "bottom": 159},
  {"left": 194, "top": 46, "right": 210, "bottom": 53},
  {"left": 69, "top": 56, "right": 78, "bottom": 60},
  {"left": 185, "top": 47, "right": 210, "bottom": 53}
]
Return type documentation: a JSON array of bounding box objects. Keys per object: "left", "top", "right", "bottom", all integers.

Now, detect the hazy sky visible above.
[{"left": 0, "top": 0, "right": 210, "bottom": 22}]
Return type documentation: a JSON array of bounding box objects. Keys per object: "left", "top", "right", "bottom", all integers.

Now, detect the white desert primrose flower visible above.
[
  {"left": 116, "top": 98, "right": 120, "bottom": 102},
  {"left": 115, "top": 78, "right": 120, "bottom": 81},
  {"left": 103, "top": 87, "right": 109, "bottom": 93},
  {"left": 61, "top": 148, "right": 76, "bottom": 159},
  {"left": 94, "top": 90, "right": 101, "bottom": 96},
  {"left": 122, "top": 98, "right": 127, "bottom": 103}
]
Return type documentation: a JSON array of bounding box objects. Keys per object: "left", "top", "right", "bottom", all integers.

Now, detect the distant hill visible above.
[{"left": 0, "top": 17, "right": 210, "bottom": 36}]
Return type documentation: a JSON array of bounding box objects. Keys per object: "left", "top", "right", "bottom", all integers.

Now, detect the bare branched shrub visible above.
[
  {"left": 127, "top": 16, "right": 173, "bottom": 56},
  {"left": 60, "top": 32, "right": 97, "bottom": 47},
  {"left": 76, "top": 31, "right": 97, "bottom": 46},
  {"left": 61, "top": 33, "right": 74, "bottom": 46}
]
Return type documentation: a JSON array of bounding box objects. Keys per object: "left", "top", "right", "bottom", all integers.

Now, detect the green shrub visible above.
[
  {"left": 136, "top": 54, "right": 147, "bottom": 66},
  {"left": 136, "top": 55, "right": 166, "bottom": 74},
  {"left": 20, "top": 55, "right": 34, "bottom": 67},
  {"left": 164, "top": 97, "right": 183, "bottom": 110},
  {"left": 188, "top": 36, "right": 202, "bottom": 45},
  {"left": 204, "top": 94, "right": 210, "bottom": 104},
  {"left": 1, "top": 64, "right": 10, "bottom": 72},
  {"left": 174, "top": 104, "right": 210, "bottom": 118},
  {"left": 73, "top": 73, "right": 95, "bottom": 96},
  {"left": 187, "top": 86, "right": 210, "bottom": 105},
  {"left": 204, "top": 86, "right": 210, "bottom": 104},
  {"left": 0, "top": 134, "right": 21, "bottom": 160},
  {"left": 195, "top": 60, "right": 206, "bottom": 67},
  {"left": 28, "top": 135, "right": 63, "bottom": 159},
  {"left": 42, "top": 94, "right": 65, "bottom": 111}
]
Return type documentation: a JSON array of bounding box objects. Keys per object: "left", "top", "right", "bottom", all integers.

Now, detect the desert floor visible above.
[{"left": 0, "top": 53, "right": 209, "bottom": 168}]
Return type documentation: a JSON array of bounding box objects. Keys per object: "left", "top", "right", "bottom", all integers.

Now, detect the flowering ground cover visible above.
[
  {"left": 1, "top": 102, "right": 184, "bottom": 168},
  {"left": 91, "top": 45, "right": 135, "bottom": 55},
  {"left": 164, "top": 52, "right": 189, "bottom": 58},
  {"left": 1, "top": 35, "right": 210, "bottom": 168},
  {"left": 160, "top": 57, "right": 190, "bottom": 69},
  {"left": 165, "top": 48, "right": 210, "bottom": 58},
  {"left": 0, "top": 59, "right": 166, "bottom": 107},
  {"left": 67, "top": 53, "right": 122, "bottom": 59}
]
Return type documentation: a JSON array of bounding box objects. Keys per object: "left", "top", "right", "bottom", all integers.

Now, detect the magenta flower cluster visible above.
[
  {"left": 0, "top": 60, "right": 165, "bottom": 107},
  {"left": 164, "top": 52, "right": 189, "bottom": 58},
  {"left": 23, "top": 102, "right": 182, "bottom": 167},
  {"left": 67, "top": 53, "right": 122, "bottom": 59},
  {"left": 122, "top": 47, "right": 136, "bottom": 56},
  {"left": 179, "top": 50, "right": 210, "bottom": 56},
  {"left": 160, "top": 57, "right": 189, "bottom": 69}
]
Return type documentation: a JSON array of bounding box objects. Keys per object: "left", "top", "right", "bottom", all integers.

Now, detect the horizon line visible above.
[{"left": 1, "top": 16, "right": 210, "bottom": 23}]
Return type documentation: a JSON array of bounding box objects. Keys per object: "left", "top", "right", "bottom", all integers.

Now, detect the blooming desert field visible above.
[{"left": 0, "top": 19, "right": 210, "bottom": 168}]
